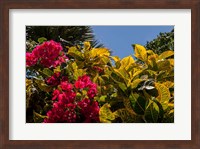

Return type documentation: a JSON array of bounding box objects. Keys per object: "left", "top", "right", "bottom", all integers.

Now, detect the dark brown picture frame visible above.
[{"left": 0, "top": 0, "right": 200, "bottom": 149}]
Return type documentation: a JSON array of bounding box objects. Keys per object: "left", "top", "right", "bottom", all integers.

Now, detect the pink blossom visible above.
[
  {"left": 52, "top": 89, "right": 60, "bottom": 100},
  {"left": 74, "top": 80, "right": 85, "bottom": 89},
  {"left": 46, "top": 73, "right": 60, "bottom": 86},
  {"left": 26, "top": 52, "right": 38, "bottom": 66},
  {"left": 31, "top": 40, "right": 63, "bottom": 67},
  {"left": 60, "top": 82, "right": 73, "bottom": 91}
]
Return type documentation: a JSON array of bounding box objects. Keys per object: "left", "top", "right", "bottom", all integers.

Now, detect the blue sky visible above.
[{"left": 92, "top": 26, "right": 174, "bottom": 59}]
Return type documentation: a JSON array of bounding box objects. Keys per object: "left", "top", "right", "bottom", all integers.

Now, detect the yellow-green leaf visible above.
[
  {"left": 90, "top": 48, "right": 110, "bottom": 58},
  {"left": 130, "top": 79, "right": 143, "bottom": 89},
  {"left": 157, "top": 60, "right": 171, "bottom": 71},
  {"left": 131, "top": 69, "right": 143, "bottom": 80},
  {"left": 158, "top": 51, "right": 174, "bottom": 60},
  {"left": 155, "top": 83, "right": 170, "bottom": 110},
  {"left": 113, "top": 68, "right": 129, "bottom": 83},
  {"left": 120, "top": 55, "right": 135, "bottom": 70},
  {"left": 43, "top": 68, "right": 53, "bottom": 77},
  {"left": 168, "top": 59, "right": 174, "bottom": 66},
  {"left": 145, "top": 101, "right": 159, "bottom": 123},
  {"left": 111, "top": 56, "right": 120, "bottom": 62},
  {"left": 163, "top": 81, "right": 174, "bottom": 88},
  {"left": 35, "top": 80, "right": 52, "bottom": 92},
  {"left": 147, "top": 55, "right": 158, "bottom": 69},
  {"left": 134, "top": 44, "right": 147, "bottom": 62},
  {"left": 53, "top": 66, "right": 61, "bottom": 73},
  {"left": 114, "top": 108, "right": 137, "bottom": 122},
  {"left": 68, "top": 47, "right": 84, "bottom": 60},
  {"left": 83, "top": 41, "right": 91, "bottom": 51},
  {"left": 147, "top": 50, "right": 155, "bottom": 55},
  {"left": 99, "top": 103, "right": 115, "bottom": 123}
]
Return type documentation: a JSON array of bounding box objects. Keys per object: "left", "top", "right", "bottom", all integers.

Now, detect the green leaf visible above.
[
  {"left": 131, "top": 69, "right": 144, "bottom": 80},
  {"left": 130, "top": 79, "right": 143, "bottom": 89},
  {"left": 129, "top": 93, "right": 147, "bottom": 115},
  {"left": 34, "top": 79, "right": 52, "bottom": 92},
  {"left": 145, "top": 101, "right": 159, "bottom": 123},
  {"left": 33, "top": 111, "right": 47, "bottom": 123},
  {"left": 43, "top": 68, "right": 53, "bottom": 77},
  {"left": 99, "top": 103, "right": 115, "bottom": 123},
  {"left": 158, "top": 51, "right": 174, "bottom": 60},
  {"left": 68, "top": 47, "right": 84, "bottom": 61},
  {"left": 114, "top": 108, "right": 137, "bottom": 122},
  {"left": 74, "top": 69, "right": 85, "bottom": 80},
  {"left": 147, "top": 55, "right": 158, "bottom": 70},
  {"left": 53, "top": 66, "right": 61, "bottom": 73},
  {"left": 133, "top": 44, "right": 147, "bottom": 62},
  {"left": 123, "top": 97, "right": 136, "bottom": 115},
  {"left": 155, "top": 83, "right": 170, "bottom": 110},
  {"left": 38, "top": 37, "right": 47, "bottom": 44},
  {"left": 119, "top": 83, "right": 127, "bottom": 93},
  {"left": 157, "top": 60, "right": 171, "bottom": 71},
  {"left": 99, "top": 95, "right": 107, "bottom": 102}
]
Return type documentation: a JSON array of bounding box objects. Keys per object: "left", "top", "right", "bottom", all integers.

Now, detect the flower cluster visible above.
[
  {"left": 26, "top": 40, "right": 68, "bottom": 67},
  {"left": 75, "top": 75, "right": 97, "bottom": 99},
  {"left": 44, "top": 75, "right": 99, "bottom": 123}
]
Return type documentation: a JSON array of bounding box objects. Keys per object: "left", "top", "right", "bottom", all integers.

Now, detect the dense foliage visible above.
[
  {"left": 145, "top": 29, "right": 174, "bottom": 55},
  {"left": 26, "top": 39, "right": 174, "bottom": 123}
]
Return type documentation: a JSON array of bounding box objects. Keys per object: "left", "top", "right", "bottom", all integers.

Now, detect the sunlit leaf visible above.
[
  {"left": 158, "top": 51, "right": 174, "bottom": 60},
  {"left": 38, "top": 37, "right": 47, "bottom": 44},
  {"left": 155, "top": 83, "right": 171, "bottom": 110},
  {"left": 53, "top": 66, "right": 61, "bottom": 73},
  {"left": 90, "top": 48, "right": 110, "bottom": 58},
  {"left": 163, "top": 81, "right": 174, "bottom": 88},
  {"left": 99, "top": 103, "right": 115, "bottom": 123},
  {"left": 120, "top": 55, "right": 135, "bottom": 70},
  {"left": 68, "top": 47, "right": 84, "bottom": 60},
  {"left": 111, "top": 56, "right": 120, "bottom": 62},
  {"left": 168, "top": 59, "right": 174, "bottom": 66},
  {"left": 43, "top": 68, "right": 53, "bottom": 77},
  {"left": 130, "top": 79, "right": 143, "bottom": 89},
  {"left": 133, "top": 44, "right": 147, "bottom": 61}
]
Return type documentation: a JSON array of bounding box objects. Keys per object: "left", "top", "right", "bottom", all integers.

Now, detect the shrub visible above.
[{"left": 26, "top": 40, "right": 174, "bottom": 123}]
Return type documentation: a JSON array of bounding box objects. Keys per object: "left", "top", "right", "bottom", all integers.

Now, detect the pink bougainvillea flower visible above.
[
  {"left": 58, "top": 93, "right": 67, "bottom": 103},
  {"left": 31, "top": 40, "right": 63, "bottom": 67},
  {"left": 77, "top": 98, "right": 100, "bottom": 123},
  {"left": 26, "top": 52, "right": 38, "bottom": 66},
  {"left": 44, "top": 74, "right": 99, "bottom": 123},
  {"left": 74, "top": 80, "right": 85, "bottom": 89},
  {"left": 46, "top": 72, "right": 60, "bottom": 86},
  {"left": 87, "top": 88, "right": 97, "bottom": 99},
  {"left": 60, "top": 82, "right": 73, "bottom": 92},
  {"left": 52, "top": 89, "right": 60, "bottom": 100},
  {"left": 74, "top": 75, "right": 92, "bottom": 89}
]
